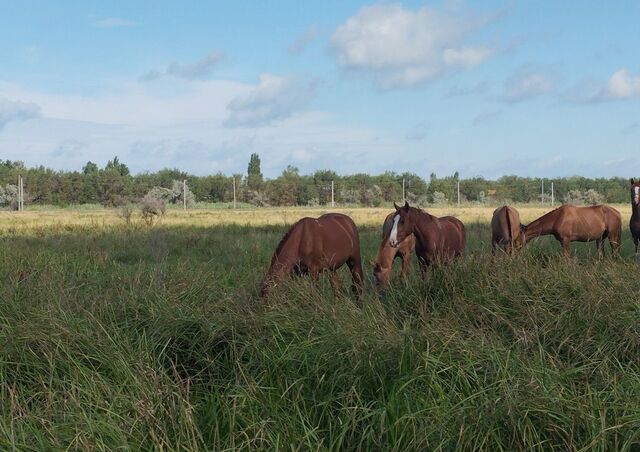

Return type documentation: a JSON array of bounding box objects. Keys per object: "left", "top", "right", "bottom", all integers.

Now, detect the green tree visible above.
[{"left": 247, "top": 153, "right": 263, "bottom": 190}]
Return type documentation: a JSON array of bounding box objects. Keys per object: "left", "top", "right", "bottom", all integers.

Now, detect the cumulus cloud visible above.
[
  {"left": 331, "top": 4, "right": 494, "bottom": 88},
  {"left": 224, "top": 74, "right": 315, "bottom": 127},
  {"left": 289, "top": 26, "right": 318, "bottom": 54},
  {"left": 565, "top": 69, "right": 640, "bottom": 103},
  {"left": 0, "top": 97, "right": 40, "bottom": 131},
  {"left": 141, "top": 51, "right": 224, "bottom": 81},
  {"left": 92, "top": 17, "right": 135, "bottom": 28},
  {"left": 503, "top": 67, "right": 554, "bottom": 103}
]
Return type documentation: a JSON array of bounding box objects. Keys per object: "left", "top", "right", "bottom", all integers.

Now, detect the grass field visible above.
[{"left": 1, "top": 205, "right": 639, "bottom": 450}]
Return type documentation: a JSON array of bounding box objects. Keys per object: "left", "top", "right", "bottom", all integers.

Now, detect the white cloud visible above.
[
  {"left": 331, "top": 4, "right": 494, "bottom": 88},
  {"left": 224, "top": 74, "right": 315, "bottom": 127},
  {"left": 92, "top": 17, "right": 135, "bottom": 28},
  {"left": 289, "top": 26, "right": 318, "bottom": 55},
  {"left": 565, "top": 69, "right": 640, "bottom": 103},
  {"left": 290, "top": 148, "right": 315, "bottom": 163},
  {"left": 141, "top": 51, "right": 224, "bottom": 81},
  {"left": 503, "top": 67, "right": 554, "bottom": 103},
  {"left": 603, "top": 69, "right": 640, "bottom": 99},
  {"left": 0, "top": 79, "right": 246, "bottom": 126},
  {"left": 0, "top": 97, "right": 40, "bottom": 130}
]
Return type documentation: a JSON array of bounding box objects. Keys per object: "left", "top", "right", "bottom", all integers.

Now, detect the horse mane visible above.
[{"left": 270, "top": 220, "right": 301, "bottom": 267}]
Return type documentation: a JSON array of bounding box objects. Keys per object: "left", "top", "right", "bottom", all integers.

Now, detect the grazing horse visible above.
[
  {"left": 386, "top": 202, "right": 465, "bottom": 272},
  {"left": 491, "top": 205, "right": 524, "bottom": 254},
  {"left": 260, "top": 213, "right": 364, "bottom": 298},
  {"left": 523, "top": 204, "right": 621, "bottom": 258},
  {"left": 373, "top": 212, "right": 417, "bottom": 287},
  {"left": 630, "top": 179, "right": 640, "bottom": 254}
]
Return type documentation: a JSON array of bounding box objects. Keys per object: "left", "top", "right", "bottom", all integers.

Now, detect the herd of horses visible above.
[{"left": 260, "top": 180, "right": 640, "bottom": 298}]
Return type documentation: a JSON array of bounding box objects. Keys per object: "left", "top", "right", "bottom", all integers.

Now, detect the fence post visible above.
[
  {"left": 457, "top": 181, "right": 460, "bottom": 206},
  {"left": 331, "top": 181, "right": 335, "bottom": 208},
  {"left": 551, "top": 182, "right": 554, "bottom": 207},
  {"left": 402, "top": 178, "right": 405, "bottom": 202},
  {"left": 233, "top": 177, "right": 237, "bottom": 209},
  {"left": 183, "top": 179, "right": 187, "bottom": 210}
]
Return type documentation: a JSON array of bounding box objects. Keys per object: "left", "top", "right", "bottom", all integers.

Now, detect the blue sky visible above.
[{"left": 0, "top": 1, "right": 638, "bottom": 178}]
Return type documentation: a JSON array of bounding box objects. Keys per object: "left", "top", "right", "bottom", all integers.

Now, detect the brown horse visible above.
[
  {"left": 523, "top": 204, "right": 621, "bottom": 258},
  {"left": 386, "top": 202, "right": 465, "bottom": 271},
  {"left": 260, "top": 213, "right": 364, "bottom": 298},
  {"left": 491, "top": 205, "right": 524, "bottom": 254},
  {"left": 630, "top": 179, "right": 640, "bottom": 254},
  {"left": 373, "top": 212, "right": 417, "bottom": 287}
]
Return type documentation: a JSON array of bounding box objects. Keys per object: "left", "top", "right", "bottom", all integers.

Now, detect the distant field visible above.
[
  {"left": 1, "top": 205, "right": 638, "bottom": 450},
  {"left": 1, "top": 203, "right": 632, "bottom": 231}
]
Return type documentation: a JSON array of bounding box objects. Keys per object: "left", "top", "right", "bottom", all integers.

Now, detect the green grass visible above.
[{"left": 1, "top": 221, "right": 639, "bottom": 450}]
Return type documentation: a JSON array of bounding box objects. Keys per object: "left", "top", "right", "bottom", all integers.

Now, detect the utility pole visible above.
[
  {"left": 17, "top": 175, "right": 24, "bottom": 211},
  {"left": 541, "top": 179, "right": 544, "bottom": 206},
  {"left": 551, "top": 182, "right": 554, "bottom": 207},
  {"left": 457, "top": 181, "right": 460, "bottom": 207},
  {"left": 331, "top": 181, "right": 335, "bottom": 208},
  {"left": 232, "top": 177, "right": 237, "bottom": 209},
  {"left": 183, "top": 179, "right": 187, "bottom": 210},
  {"left": 402, "top": 178, "right": 405, "bottom": 202}
]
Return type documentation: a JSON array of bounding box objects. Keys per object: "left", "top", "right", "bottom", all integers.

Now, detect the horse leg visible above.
[
  {"left": 634, "top": 236, "right": 639, "bottom": 255},
  {"left": 610, "top": 232, "right": 621, "bottom": 257},
  {"left": 400, "top": 252, "right": 410, "bottom": 280},
  {"left": 596, "top": 238, "right": 604, "bottom": 259},
  {"left": 347, "top": 257, "right": 364, "bottom": 299},
  {"left": 561, "top": 238, "right": 571, "bottom": 258},
  {"left": 329, "top": 270, "right": 341, "bottom": 297},
  {"left": 417, "top": 257, "right": 428, "bottom": 278}
]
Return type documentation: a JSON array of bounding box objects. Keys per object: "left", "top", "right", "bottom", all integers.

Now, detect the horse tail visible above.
[{"left": 504, "top": 207, "right": 513, "bottom": 249}]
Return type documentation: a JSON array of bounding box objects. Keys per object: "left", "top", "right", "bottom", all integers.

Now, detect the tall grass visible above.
[{"left": 0, "top": 219, "right": 638, "bottom": 450}]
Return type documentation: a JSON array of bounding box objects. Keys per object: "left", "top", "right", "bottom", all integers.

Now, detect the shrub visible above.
[
  {"left": 0, "top": 184, "right": 20, "bottom": 210},
  {"left": 140, "top": 195, "right": 166, "bottom": 226},
  {"left": 432, "top": 191, "right": 447, "bottom": 204},
  {"left": 563, "top": 189, "right": 604, "bottom": 205},
  {"left": 145, "top": 180, "right": 195, "bottom": 207}
]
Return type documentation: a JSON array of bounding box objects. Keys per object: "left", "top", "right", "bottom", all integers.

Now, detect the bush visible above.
[
  {"left": 145, "top": 180, "right": 195, "bottom": 207},
  {"left": 563, "top": 189, "right": 604, "bottom": 205},
  {"left": 432, "top": 191, "right": 447, "bottom": 204},
  {"left": 0, "top": 184, "right": 20, "bottom": 210},
  {"left": 140, "top": 195, "right": 166, "bottom": 226}
]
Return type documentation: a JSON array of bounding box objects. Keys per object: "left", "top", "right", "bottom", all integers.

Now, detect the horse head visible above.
[
  {"left": 630, "top": 179, "right": 640, "bottom": 206},
  {"left": 388, "top": 201, "right": 412, "bottom": 247}
]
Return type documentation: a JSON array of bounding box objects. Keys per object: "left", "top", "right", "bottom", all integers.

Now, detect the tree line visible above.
[{"left": 0, "top": 154, "right": 633, "bottom": 208}]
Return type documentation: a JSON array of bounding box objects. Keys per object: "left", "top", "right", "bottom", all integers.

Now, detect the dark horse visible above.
[
  {"left": 260, "top": 213, "right": 364, "bottom": 298},
  {"left": 373, "top": 212, "right": 416, "bottom": 287},
  {"left": 630, "top": 179, "right": 640, "bottom": 254},
  {"left": 524, "top": 204, "right": 621, "bottom": 258},
  {"left": 491, "top": 205, "right": 524, "bottom": 254},
  {"left": 386, "top": 202, "right": 465, "bottom": 271}
]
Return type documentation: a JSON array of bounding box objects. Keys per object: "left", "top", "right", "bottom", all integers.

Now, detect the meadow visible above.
[{"left": 1, "top": 205, "right": 639, "bottom": 450}]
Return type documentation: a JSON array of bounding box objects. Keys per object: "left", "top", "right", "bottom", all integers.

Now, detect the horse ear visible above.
[
  {"left": 403, "top": 201, "right": 410, "bottom": 211},
  {"left": 393, "top": 202, "right": 401, "bottom": 211}
]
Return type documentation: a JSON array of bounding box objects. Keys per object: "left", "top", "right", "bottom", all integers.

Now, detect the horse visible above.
[
  {"left": 491, "top": 205, "right": 524, "bottom": 254},
  {"left": 386, "top": 201, "right": 465, "bottom": 272},
  {"left": 260, "top": 213, "right": 364, "bottom": 298},
  {"left": 630, "top": 179, "right": 640, "bottom": 254},
  {"left": 523, "top": 204, "right": 621, "bottom": 258},
  {"left": 372, "top": 212, "right": 417, "bottom": 287}
]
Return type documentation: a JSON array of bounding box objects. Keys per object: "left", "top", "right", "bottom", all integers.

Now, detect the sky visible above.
[{"left": 0, "top": 0, "right": 638, "bottom": 178}]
